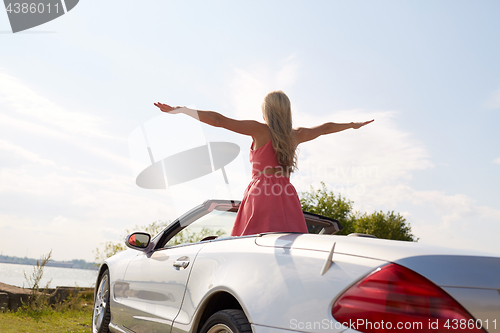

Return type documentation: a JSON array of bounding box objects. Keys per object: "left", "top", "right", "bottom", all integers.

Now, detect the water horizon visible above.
[{"left": 0, "top": 262, "right": 99, "bottom": 288}]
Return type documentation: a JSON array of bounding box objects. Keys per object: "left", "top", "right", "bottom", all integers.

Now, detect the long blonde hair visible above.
[{"left": 262, "top": 90, "right": 298, "bottom": 172}]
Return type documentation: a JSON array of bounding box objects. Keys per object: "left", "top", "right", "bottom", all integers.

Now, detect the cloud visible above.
[
  {"left": 400, "top": 187, "right": 500, "bottom": 254},
  {"left": 230, "top": 54, "right": 299, "bottom": 120},
  {"left": 0, "top": 71, "right": 177, "bottom": 261},
  {"left": 494, "top": 157, "right": 500, "bottom": 165},
  {"left": 292, "top": 109, "right": 433, "bottom": 190},
  {"left": 0, "top": 113, "right": 69, "bottom": 140},
  {"left": 287, "top": 108, "right": 436, "bottom": 220},
  {"left": 0, "top": 70, "right": 114, "bottom": 140},
  {"left": 0, "top": 139, "right": 55, "bottom": 166},
  {"left": 0, "top": 164, "right": 173, "bottom": 222},
  {"left": 0, "top": 70, "right": 129, "bottom": 169},
  {"left": 484, "top": 86, "right": 500, "bottom": 110}
]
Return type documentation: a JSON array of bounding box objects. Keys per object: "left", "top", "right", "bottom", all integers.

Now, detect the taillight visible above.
[{"left": 332, "top": 263, "right": 485, "bottom": 333}]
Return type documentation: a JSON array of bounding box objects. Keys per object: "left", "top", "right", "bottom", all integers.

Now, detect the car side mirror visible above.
[{"left": 125, "top": 232, "right": 151, "bottom": 251}]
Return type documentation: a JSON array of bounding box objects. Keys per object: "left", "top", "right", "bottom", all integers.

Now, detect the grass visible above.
[
  {"left": 0, "top": 308, "right": 92, "bottom": 332},
  {"left": 0, "top": 287, "right": 95, "bottom": 332}
]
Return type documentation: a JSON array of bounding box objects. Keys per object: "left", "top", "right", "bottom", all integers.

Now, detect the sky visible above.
[{"left": 0, "top": 1, "right": 499, "bottom": 262}]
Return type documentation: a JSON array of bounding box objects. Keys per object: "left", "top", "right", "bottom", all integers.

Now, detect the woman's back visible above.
[{"left": 230, "top": 138, "right": 308, "bottom": 236}]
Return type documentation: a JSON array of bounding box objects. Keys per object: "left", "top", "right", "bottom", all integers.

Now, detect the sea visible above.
[{"left": 0, "top": 262, "right": 99, "bottom": 288}]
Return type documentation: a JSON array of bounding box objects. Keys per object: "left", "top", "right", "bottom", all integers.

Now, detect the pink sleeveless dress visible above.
[{"left": 230, "top": 140, "right": 308, "bottom": 236}]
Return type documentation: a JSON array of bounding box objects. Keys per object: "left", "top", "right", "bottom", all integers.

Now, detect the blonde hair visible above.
[{"left": 262, "top": 90, "right": 298, "bottom": 172}]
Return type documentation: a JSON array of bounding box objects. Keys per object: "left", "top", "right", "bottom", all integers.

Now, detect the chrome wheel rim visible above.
[
  {"left": 92, "top": 274, "right": 109, "bottom": 332},
  {"left": 207, "top": 324, "right": 233, "bottom": 333}
]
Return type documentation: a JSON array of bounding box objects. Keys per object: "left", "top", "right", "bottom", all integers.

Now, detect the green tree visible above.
[
  {"left": 300, "top": 182, "right": 357, "bottom": 235},
  {"left": 166, "top": 227, "right": 227, "bottom": 246},
  {"left": 300, "top": 182, "right": 417, "bottom": 242},
  {"left": 354, "top": 211, "right": 417, "bottom": 241}
]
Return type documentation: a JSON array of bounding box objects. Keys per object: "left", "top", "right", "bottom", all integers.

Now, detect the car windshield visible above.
[{"left": 165, "top": 208, "right": 237, "bottom": 247}]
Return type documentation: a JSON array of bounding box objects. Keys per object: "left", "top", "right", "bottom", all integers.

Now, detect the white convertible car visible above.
[{"left": 93, "top": 200, "right": 500, "bottom": 333}]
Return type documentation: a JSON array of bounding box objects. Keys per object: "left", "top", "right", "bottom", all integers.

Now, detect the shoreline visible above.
[
  {"left": 0, "top": 262, "right": 99, "bottom": 289},
  {"left": 0, "top": 260, "right": 98, "bottom": 271},
  {"left": 0, "top": 281, "right": 94, "bottom": 312}
]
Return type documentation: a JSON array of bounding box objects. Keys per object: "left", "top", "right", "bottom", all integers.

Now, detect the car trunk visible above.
[
  {"left": 256, "top": 233, "right": 500, "bottom": 332},
  {"left": 394, "top": 255, "right": 500, "bottom": 332}
]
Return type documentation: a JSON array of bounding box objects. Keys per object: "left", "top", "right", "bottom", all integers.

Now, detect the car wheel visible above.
[
  {"left": 200, "top": 309, "right": 252, "bottom": 333},
  {"left": 92, "top": 269, "right": 111, "bottom": 333}
]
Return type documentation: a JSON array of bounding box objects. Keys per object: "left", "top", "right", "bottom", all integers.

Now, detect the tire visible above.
[
  {"left": 92, "top": 269, "right": 111, "bottom": 333},
  {"left": 200, "top": 309, "right": 252, "bottom": 333}
]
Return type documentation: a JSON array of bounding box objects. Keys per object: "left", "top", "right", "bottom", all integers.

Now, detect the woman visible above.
[{"left": 154, "top": 91, "right": 373, "bottom": 236}]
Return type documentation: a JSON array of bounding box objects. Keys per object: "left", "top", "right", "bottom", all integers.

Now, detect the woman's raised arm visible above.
[
  {"left": 154, "top": 102, "right": 267, "bottom": 138},
  {"left": 295, "top": 119, "right": 374, "bottom": 144}
]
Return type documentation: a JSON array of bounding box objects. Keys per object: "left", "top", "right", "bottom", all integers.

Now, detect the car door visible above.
[
  {"left": 119, "top": 243, "right": 205, "bottom": 332},
  {"left": 118, "top": 200, "right": 239, "bottom": 332}
]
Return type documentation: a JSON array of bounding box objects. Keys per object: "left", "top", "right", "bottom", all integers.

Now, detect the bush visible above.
[
  {"left": 300, "top": 182, "right": 417, "bottom": 241},
  {"left": 18, "top": 250, "right": 93, "bottom": 320},
  {"left": 21, "top": 250, "right": 53, "bottom": 319}
]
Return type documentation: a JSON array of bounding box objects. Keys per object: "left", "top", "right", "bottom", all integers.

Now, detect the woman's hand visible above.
[
  {"left": 352, "top": 119, "right": 374, "bottom": 129},
  {"left": 154, "top": 102, "right": 184, "bottom": 114}
]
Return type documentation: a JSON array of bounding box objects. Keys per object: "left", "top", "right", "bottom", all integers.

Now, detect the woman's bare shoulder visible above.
[
  {"left": 247, "top": 119, "right": 268, "bottom": 129},
  {"left": 251, "top": 123, "right": 272, "bottom": 149}
]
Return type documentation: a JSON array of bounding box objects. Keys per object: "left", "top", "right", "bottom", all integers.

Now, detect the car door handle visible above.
[{"left": 173, "top": 260, "right": 189, "bottom": 270}]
